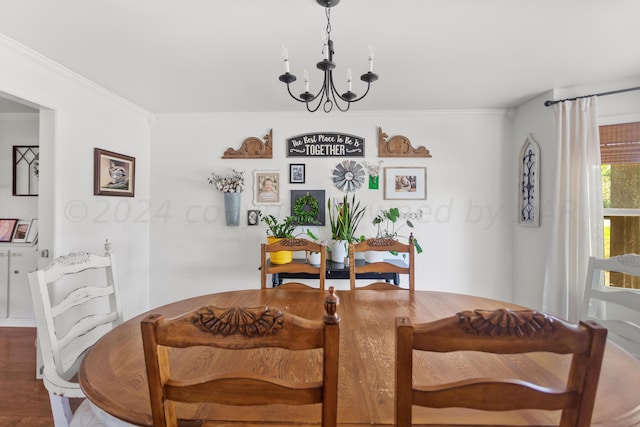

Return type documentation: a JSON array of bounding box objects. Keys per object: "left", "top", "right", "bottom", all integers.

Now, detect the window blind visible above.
[{"left": 600, "top": 122, "right": 640, "bottom": 164}]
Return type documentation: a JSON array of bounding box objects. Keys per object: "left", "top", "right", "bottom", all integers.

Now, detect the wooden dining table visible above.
[{"left": 79, "top": 288, "right": 640, "bottom": 426}]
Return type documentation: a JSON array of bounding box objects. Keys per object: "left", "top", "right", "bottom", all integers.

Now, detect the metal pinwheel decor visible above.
[{"left": 332, "top": 160, "right": 365, "bottom": 192}]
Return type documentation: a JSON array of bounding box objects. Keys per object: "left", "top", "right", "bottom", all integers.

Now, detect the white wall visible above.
[
  {"left": 0, "top": 113, "right": 39, "bottom": 219},
  {"left": 150, "top": 110, "right": 514, "bottom": 307},
  {"left": 510, "top": 91, "right": 555, "bottom": 310},
  {"left": 0, "top": 34, "right": 152, "bottom": 320}
]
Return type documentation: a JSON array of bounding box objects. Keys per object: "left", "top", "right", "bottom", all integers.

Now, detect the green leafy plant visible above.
[
  {"left": 327, "top": 193, "right": 366, "bottom": 243},
  {"left": 373, "top": 207, "right": 423, "bottom": 254},
  {"left": 260, "top": 214, "right": 299, "bottom": 238}
]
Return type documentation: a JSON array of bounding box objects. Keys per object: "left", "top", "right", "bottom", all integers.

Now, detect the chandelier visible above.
[{"left": 278, "top": 0, "right": 378, "bottom": 113}]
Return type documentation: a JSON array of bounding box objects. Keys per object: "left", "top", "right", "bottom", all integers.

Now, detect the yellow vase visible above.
[{"left": 267, "top": 236, "right": 293, "bottom": 264}]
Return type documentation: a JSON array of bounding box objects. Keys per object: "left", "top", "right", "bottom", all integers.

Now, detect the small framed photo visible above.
[
  {"left": 0, "top": 219, "right": 18, "bottom": 242},
  {"left": 253, "top": 170, "right": 280, "bottom": 205},
  {"left": 247, "top": 210, "right": 260, "bottom": 226},
  {"left": 12, "top": 220, "right": 31, "bottom": 243},
  {"left": 25, "top": 219, "right": 38, "bottom": 243},
  {"left": 94, "top": 148, "right": 136, "bottom": 197},
  {"left": 289, "top": 164, "right": 305, "bottom": 184},
  {"left": 384, "top": 167, "right": 427, "bottom": 200}
]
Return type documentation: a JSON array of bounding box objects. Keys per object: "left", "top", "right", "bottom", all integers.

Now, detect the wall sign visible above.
[{"left": 286, "top": 132, "right": 365, "bottom": 157}]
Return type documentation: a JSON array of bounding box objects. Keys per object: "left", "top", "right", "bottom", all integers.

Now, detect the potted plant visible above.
[
  {"left": 303, "top": 228, "right": 328, "bottom": 266},
  {"left": 260, "top": 214, "right": 299, "bottom": 264},
  {"left": 327, "top": 193, "right": 366, "bottom": 263},
  {"left": 367, "top": 207, "right": 423, "bottom": 262}
]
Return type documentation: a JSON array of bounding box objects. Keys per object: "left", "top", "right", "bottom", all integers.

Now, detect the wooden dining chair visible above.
[
  {"left": 28, "top": 239, "right": 126, "bottom": 427},
  {"left": 260, "top": 238, "right": 326, "bottom": 290},
  {"left": 348, "top": 237, "right": 414, "bottom": 290},
  {"left": 581, "top": 254, "right": 640, "bottom": 358},
  {"left": 395, "top": 308, "right": 608, "bottom": 427},
  {"left": 141, "top": 287, "right": 340, "bottom": 427}
]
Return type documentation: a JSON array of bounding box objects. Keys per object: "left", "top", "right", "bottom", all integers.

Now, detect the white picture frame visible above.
[
  {"left": 253, "top": 170, "right": 281, "bottom": 205},
  {"left": 383, "top": 167, "right": 427, "bottom": 200},
  {"left": 25, "top": 218, "right": 38, "bottom": 243},
  {"left": 11, "top": 220, "right": 31, "bottom": 243}
]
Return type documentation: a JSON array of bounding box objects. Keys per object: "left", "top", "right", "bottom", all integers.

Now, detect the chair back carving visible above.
[
  {"left": 349, "top": 237, "right": 414, "bottom": 290},
  {"left": 141, "top": 287, "right": 340, "bottom": 427},
  {"left": 581, "top": 254, "right": 640, "bottom": 358},
  {"left": 260, "top": 238, "right": 326, "bottom": 290},
  {"left": 395, "top": 308, "right": 607, "bottom": 427},
  {"left": 28, "top": 239, "right": 124, "bottom": 426}
]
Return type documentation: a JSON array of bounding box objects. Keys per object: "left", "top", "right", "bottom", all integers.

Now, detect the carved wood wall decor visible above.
[
  {"left": 193, "top": 305, "right": 284, "bottom": 336},
  {"left": 378, "top": 127, "right": 432, "bottom": 158},
  {"left": 222, "top": 129, "right": 273, "bottom": 159},
  {"left": 457, "top": 308, "right": 554, "bottom": 337}
]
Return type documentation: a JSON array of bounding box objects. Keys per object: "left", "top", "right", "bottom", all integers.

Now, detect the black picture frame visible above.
[
  {"left": 289, "top": 163, "right": 305, "bottom": 184},
  {"left": 247, "top": 210, "right": 260, "bottom": 226},
  {"left": 0, "top": 219, "right": 18, "bottom": 242},
  {"left": 13, "top": 145, "right": 39, "bottom": 196},
  {"left": 290, "top": 190, "right": 325, "bottom": 226}
]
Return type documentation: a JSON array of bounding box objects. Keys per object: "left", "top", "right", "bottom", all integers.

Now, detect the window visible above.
[{"left": 600, "top": 122, "right": 640, "bottom": 288}]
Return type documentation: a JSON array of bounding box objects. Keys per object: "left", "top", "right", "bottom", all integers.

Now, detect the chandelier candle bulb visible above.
[
  {"left": 304, "top": 69, "right": 310, "bottom": 92},
  {"left": 347, "top": 68, "right": 353, "bottom": 91},
  {"left": 368, "top": 45, "right": 374, "bottom": 72}
]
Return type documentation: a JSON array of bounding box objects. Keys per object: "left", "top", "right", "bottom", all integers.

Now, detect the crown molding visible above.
[{"left": 0, "top": 33, "right": 153, "bottom": 121}]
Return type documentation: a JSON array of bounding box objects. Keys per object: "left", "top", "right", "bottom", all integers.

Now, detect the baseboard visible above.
[{"left": 0, "top": 319, "right": 36, "bottom": 327}]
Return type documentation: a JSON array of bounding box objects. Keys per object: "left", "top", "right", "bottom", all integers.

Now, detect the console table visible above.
[{"left": 266, "top": 258, "right": 405, "bottom": 287}]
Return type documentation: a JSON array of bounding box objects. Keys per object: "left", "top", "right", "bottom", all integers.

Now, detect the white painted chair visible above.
[
  {"left": 581, "top": 254, "right": 640, "bottom": 358},
  {"left": 28, "top": 239, "right": 127, "bottom": 427}
]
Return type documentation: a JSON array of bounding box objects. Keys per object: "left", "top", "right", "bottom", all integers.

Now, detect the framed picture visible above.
[
  {"left": 0, "top": 219, "right": 18, "bottom": 242},
  {"left": 291, "top": 190, "right": 325, "bottom": 225},
  {"left": 11, "top": 220, "right": 31, "bottom": 243},
  {"left": 94, "top": 148, "right": 136, "bottom": 197},
  {"left": 253, "top": 170, "right": 281, "bottom": 205},
  {"left": 25, "top": 219, "right": 38, "bottom": 243},
  {"left": 383, "top": 167, "right": 427, "bottom": 200},
  {"left": 289, "top": 164, "right": 305, "bottom": 184},
  {"left": 247, "top": 210, "right": 260, "bottom": 226}
]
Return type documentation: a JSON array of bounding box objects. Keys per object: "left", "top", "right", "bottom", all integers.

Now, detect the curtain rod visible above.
[{"left": 544, "top": 86, "right": 640, "bottom": 107}]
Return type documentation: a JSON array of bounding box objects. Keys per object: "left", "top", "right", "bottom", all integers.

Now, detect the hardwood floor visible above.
[{"left": 0, "top": 327, "right": 80, "bottom": 427}]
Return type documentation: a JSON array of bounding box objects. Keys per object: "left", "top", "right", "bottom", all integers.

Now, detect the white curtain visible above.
[{"left": 542, "top": 97, "right": 604, "bottom": 322}]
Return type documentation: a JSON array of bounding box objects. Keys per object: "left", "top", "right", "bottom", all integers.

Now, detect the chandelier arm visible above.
[
  {"left": 285, "top": 83, "right": 326, "bottom": 106},
  {"left": 306, "top": 96, "right": 325, "bottom": 113},
  {"left": 305, "top": 82, "right": 327, "bottom": 113},
  {"left": 343, "top": 82, "right": 372, "bottom": 103},
  {"left": 327, "top": 72, "right": 351, "bottom": 112},
  {"left": 285, "top": 84, "right": 310, "bottom": 103}
]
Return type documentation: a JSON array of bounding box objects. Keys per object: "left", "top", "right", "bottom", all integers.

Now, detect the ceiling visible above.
[{"left": 0, "top": 0, "right": 639, "bottom": 114}]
